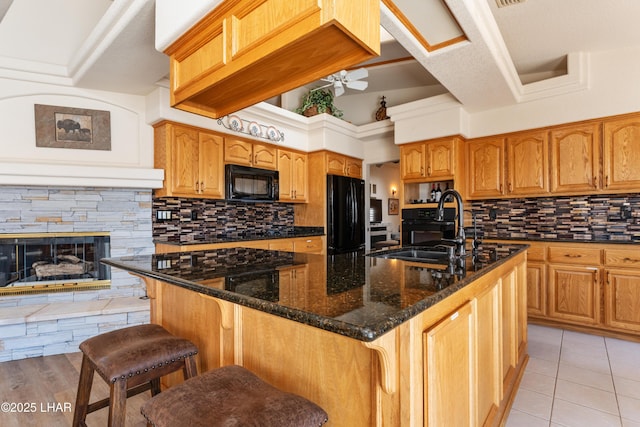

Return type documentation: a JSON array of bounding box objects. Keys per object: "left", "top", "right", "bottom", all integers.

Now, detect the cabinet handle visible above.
[
  {"left": 593, "top": 176, "right": 598, "bottom": 188},
  {"left": 605, "top": 175, "right": 610, "bottom": 187},
  {"left": 564, "top": 254, "right": 582, "bottom": 258},
  {"left": 195, "top": 181, "right": 199, "bottom": 192},
  {"left": 427, "top": 166, "right": 431, "bottom": 176},
  {"left": 293, "top": 189, "right": 296, "bottom": 199},
  {"left": 606, "top": 271, "right": 610, "bottom": 285},
  {"left": 499, "top": 184, "right": 503, "bottom": 193},
  {"left": 508, "top": 182, "right": 513, "bottom": 192},
  {"left": 200, "top": 181, "right": 205, "bottom": 192},
  {"left": 254, "top": 154, "right": 257, "bottom": 164}
]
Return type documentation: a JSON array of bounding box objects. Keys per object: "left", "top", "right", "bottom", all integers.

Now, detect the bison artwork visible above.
[{"left": 56, "top": 119, "right": 81, "bottom": 133}]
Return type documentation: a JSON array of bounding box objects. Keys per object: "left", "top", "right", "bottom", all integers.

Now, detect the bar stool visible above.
[
  {"left": 140, "top": 365, "right": 328, "bottom": 427},
  {"left": 72, "top": 324, "right": 198, "bottom": 427}
]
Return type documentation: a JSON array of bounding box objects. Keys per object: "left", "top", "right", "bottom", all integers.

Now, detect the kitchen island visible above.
[{"left": 102, "top": 243, "right": 528, "bottom": 426}]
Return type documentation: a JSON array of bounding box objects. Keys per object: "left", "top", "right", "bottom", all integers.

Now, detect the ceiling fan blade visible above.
[
  {"left": 311, "top": 82, "right": 334, "bottom": 91},
  {"left": 345, "top": 68, "right": 368, "bottom": 81},
  {"left": 334, "top": 81, "right": 345, "bottom": 97},
  {"left": 345, "top": 80, "right": 368, "bottom": 91}
]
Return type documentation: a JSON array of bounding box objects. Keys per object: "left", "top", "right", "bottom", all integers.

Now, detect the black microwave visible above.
[{"left": 225, "top": 164, "right": 279, "bottom": 202}]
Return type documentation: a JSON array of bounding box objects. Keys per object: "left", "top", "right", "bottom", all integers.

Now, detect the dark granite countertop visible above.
[
  {"left": 482, "top": 235, "right": 639, "bottom": 245},
  {"left": 101, "top": 243, "right": 527, "bottom": 342},
  {"left": 153, "top": 226, "right": 324, "bottom": 246}
]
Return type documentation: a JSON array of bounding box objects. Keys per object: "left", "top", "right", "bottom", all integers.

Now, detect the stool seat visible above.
[
  {"left": 141, "top": 365, "right": 328, "bottom": 427},
  {"left": 73, "top": 324, "right": 198, "bottom": 427},
  {"left": 79, "top": 323, "right": 197, "bottom": 383}
]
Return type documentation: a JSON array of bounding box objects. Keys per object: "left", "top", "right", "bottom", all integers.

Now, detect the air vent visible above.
[{"left": 495, "top": 0, "right": 526, "bottom": 7}]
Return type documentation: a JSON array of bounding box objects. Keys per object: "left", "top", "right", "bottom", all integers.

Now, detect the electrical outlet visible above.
[
  {"left": 191, "top": 210, "right": 198, "bottom": 220},
  {"left": 156, "top": 210, "right": 172, "bottom": 220},
  {"left": 621, "top": 205, "right": 632, "bottom": 220}
]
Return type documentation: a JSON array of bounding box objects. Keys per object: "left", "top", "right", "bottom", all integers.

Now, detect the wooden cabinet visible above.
[
  {"left": 424, "top": 301, "right": 475, "bottom": 427},
  {"left": 467, "top": 137, "right": 505, "bottom": 198},
  {"left": 475, "top": 285, "right": 501, "bottom": 426},
  {"left": 224, "top": 138, "right": 277, "bottom": 170},
  {"left": 326, "top": 152, "right": 362, "bottom": 178},
  {"left": 154, "top": 121, "right": 224, "bottom": 199},
  {"left": 278, "top": 265, "right": 309, "bottom": 309},
  {"left": 604, "top": 248, "right": 640, "bottom": 333},
  {"left": 400, "top": 138, "right": 456, "bottom": 181},
  {"left": 548, "top": 264, "right": 600, "bottom": 326},
  {"left": 278, "top": 149, "right": 308, "bottom": 202},
  {"left": 506, "top": 130, "right": 549, "bottom": 196},
  {"left": 550, "top": 122, "right": 601, "bottom": 193},
  {"left": 603, "top": 115, "right": 640, "bottom": 191},
  {"left": 164, "top": 0, "right": 379, "bottom": 119}
]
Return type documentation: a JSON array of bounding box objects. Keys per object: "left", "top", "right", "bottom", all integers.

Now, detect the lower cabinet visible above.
[
  {"left": 424, "top": 301, "right": 475, "bottom": 427},
  {"left": 604, "top": 268, "right": 640, "bottom": 333},
  {"left": 494, "top": 240, "right": 640, "bottom": 340}
]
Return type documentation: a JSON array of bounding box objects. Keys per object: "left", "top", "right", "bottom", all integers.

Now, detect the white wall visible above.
[{"left": 369, "top": 162, "right": 401, "bottom": 235}]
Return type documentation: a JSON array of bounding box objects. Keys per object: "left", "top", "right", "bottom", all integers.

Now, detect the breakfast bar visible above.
[{"left": 102, "top": 243, "right": 528, "bottom": 426}]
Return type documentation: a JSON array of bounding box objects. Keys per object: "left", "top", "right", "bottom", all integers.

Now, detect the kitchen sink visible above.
[{"left": 368, "top": 247, "right": 454, "bottom": 264}]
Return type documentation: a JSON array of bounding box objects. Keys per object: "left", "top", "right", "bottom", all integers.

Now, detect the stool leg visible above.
[
  {"left": 183, "top": 354, "right": 198, "bottom": 380},
  {"left": 108, "top": 380, "right": 128, "bottom": 427},
  {"left": 150, "top": 378, "right": 161, "bottom": 396},
  {"left": 72, "top": 355, "right": 94, "bottom": 427}
]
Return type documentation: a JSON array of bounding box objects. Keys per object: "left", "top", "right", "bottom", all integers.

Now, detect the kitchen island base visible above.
[{"left": 133, "top": 250, "right": 527, "bottom": 426}]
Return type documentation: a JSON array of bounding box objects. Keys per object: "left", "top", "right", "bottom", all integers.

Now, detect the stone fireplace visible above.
[{"left": 0, "top": 186, "right": 154, "bottom": 361}]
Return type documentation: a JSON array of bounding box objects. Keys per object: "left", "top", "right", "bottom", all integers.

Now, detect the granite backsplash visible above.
[
  {"left": 471, "top": 194, "right": 640, "bottom": 242},
  {"left": 153, "top": 197, "right": 295, "bottom": 242}
]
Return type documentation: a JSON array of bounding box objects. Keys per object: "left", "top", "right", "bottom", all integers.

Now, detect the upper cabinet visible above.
[
  {"left": 164, "top": 0, "right": 380, "bottom": 119},
  {"left": 278, "top": 149, "right": 308, "bottom": 203},
  {"left": 224, "top": 139, "right": 277, "bottom": 170},
  {"left": 154, "top": 121, "right": 224, "bottom": 199},
  {"left": 550, "top": 123, "right": 601, "bottom": 194},
  {"left": 506, "top": 130, "right": 549, "bottom": 196},
  {"left": 326, "top": 152, "right": 362, "bottom": 178},
  {"left": 467, "top": 137, "right": 505, "bottom": 199},
  {"left": 603, "top": 115, "right": 640, "bottom": 191},
  {"left": 400, "top": 138, "right": 456, "bottom": 181}
]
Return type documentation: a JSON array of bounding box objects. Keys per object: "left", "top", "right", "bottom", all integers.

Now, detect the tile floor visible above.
[{"left": 506, "top": 324, "right": 640, "bottom": 427}]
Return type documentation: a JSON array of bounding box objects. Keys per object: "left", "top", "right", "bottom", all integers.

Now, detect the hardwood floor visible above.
[{"left": 0, "top": 352, "right": 150, "bottom": 427}]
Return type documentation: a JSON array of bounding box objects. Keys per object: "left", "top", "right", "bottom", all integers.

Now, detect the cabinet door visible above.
[
  {"left": 604, "top": 269, "right": 640, "bottom": 333},
  {"left": 548, "top": 264, "right": 600, "bottom": 325},
  {"left": 224, "top": 138, "right": 253, "bottom": 166},
  {"left": 170, "top": 125, "right": 200, "bottom": 196},
  {"left": 293, "top": 237, "right": 323, "bottom": 253},
  {"left": 400, "top": 144, "right": 425, "bottom": 180},
  {"left": 198, "top": 132, "right": 224, "bottom": 198},
  {"left": 326, "top": 152, "right": 347, "bottom": 176},
  {"left": 501, "top": 270, "right": 517, "bottom": 389},
  {"left": 345, "top": 158, "right": 362, "bottom": 178},
  {"left": 278, "top": 150, "right": 294, "bottom": 201},
  {"left": 253, "top": 143, "right": 278, "bottom": 170},
  {"left": 424, "top": 301, "right": 475, "bottom": 427},
  {"left": 475, "top": 285, "right": 501, "bottom": 426},
  {"left": 292, "top": 153, "right": 308, "bottom": 201},
  {"left": 467, "top": 138, "right": 505, "bottom": 198},
  {"left": 603, "top": 116, "right": 640, "bottom": 191},
  {"left": 550, "top": 123, "right": 601, "bottom": 193},
  {"left": 426, "top": 139, "right": 455, "bottom": 179},
  {"left": 526, "top": 262, "right": 547, "bottom": 317},
  {"left": 506, "top": 131, "right": 549, "bottom": 196}
]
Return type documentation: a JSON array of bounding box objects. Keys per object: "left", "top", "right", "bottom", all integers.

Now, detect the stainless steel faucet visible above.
[{"left": 436, "top": 189, "right": 466, "bottom": 258}]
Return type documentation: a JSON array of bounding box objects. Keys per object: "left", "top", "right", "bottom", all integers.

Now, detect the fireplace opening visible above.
[{"left": 0, "top": 232, "right": 111, "bottom": 296}]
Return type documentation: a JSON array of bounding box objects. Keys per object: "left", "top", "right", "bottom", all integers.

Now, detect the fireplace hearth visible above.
[{"left": 0, "top": 232, "right": 111, "bottom": 295}]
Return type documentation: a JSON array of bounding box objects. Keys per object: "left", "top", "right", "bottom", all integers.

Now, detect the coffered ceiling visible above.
[{"left": 1, "top": 0, "right": 639, "bottom": 113}]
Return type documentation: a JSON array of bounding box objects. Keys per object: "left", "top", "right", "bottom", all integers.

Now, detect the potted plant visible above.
[{"left": 295, "top": 88, "right": 343, "bottom": 119}]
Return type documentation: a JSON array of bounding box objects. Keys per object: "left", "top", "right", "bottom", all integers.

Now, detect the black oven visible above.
[{"left": 401, "top": 208, "right": 456, "bottom": 247}]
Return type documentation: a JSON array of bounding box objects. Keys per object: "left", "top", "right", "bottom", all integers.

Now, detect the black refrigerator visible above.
[{"left": 327, "top": 174, "right": 365, "bottom": 254}]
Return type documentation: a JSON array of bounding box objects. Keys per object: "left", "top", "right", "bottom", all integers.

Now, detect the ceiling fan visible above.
[{"left": 313, "top": 68, "right": 369, "bottom": 96}]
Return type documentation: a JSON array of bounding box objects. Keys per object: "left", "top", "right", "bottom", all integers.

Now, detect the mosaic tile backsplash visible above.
[
  {"left": 471, "top": 194, "right": 640, "bottom": 242},
  {"left": 153, "top": 198, "right": 295, "bottom": 242}
]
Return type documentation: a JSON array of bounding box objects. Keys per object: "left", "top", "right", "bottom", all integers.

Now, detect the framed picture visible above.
[
  {"left": 388, "top": 198, "right": 399, "bottom": 215},
  {"left": 34, "top": 104, "right": 111, "bottom": 150}
]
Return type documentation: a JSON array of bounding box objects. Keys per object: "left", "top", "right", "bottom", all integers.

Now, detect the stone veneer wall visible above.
[
  {"left": 153, "top": 197, "right": 294, "bottom": 242},
  {"left": 0, "top": 186, "right": 153, "bottom": 360},
  {"left": 471, "top": 194, "right": 640, "bottom": 241}
]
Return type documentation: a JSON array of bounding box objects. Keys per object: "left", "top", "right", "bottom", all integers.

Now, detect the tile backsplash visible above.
[
  {"left": 471, "top": 194, "right": 640, "bottom": 242},
  {"left": 153, "top": 198, "right": 294, "bottom": 242}
]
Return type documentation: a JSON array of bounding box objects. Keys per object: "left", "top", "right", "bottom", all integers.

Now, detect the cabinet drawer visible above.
[
  {"left": 548, "top": 246, "right": 601, "bottom": 265},
  {"left": 293, "top": 237, "right": 323, "bottom": 253},
  {"left": 526, "top": 244, "right": 546, "bottom": 262},
  {"left": 268, "top": 240, "right": 295, "bottom": 252},
  {"left": 604, "top": 248, "right": 640, "bottom": 268}
]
